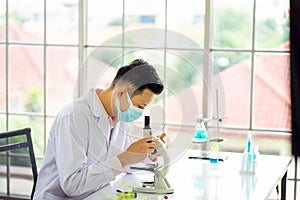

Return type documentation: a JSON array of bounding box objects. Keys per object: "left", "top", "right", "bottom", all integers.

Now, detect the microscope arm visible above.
[{"left": 154, "top": 137, "right": 169, "bottom": 178}]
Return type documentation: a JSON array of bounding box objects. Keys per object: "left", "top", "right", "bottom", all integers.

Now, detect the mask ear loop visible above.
[
  {"left": 126, "top": 92, "right": 134, "bottom": 106},
  {"left": 126, "top": 92, "right": 144, "bottom": 112},
  {"left": 115, "top": 96, "right": 121, "bottom": 113},
  {"left": 116, "top": 89, "right": 130, "bottom": 112},
  {"left": 116, "top": 92, "right": 134, "bottom": 113}
]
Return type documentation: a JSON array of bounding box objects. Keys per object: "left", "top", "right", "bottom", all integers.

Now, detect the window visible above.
[
  {"left": 0, "top": 0, "right": 293, "bottom": 198},
  {"left": 0, "top": 0, "right": 78, "bottom": 196}
]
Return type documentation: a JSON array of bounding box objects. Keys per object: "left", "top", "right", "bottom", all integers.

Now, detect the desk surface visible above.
[{"left": 85, "top": 150, "right": 292, "bottom": 200}]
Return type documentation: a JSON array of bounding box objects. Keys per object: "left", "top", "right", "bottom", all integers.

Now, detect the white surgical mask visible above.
[{"left": 116, "top": 93, "right": 143, "bottom": 122}]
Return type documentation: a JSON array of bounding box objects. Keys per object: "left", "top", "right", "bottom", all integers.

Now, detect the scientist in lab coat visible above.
[{"left": 33, "top": 59, "right": 165, "bottom": 199}]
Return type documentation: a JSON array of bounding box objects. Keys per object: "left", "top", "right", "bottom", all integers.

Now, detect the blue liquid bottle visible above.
[{"left": 194, "top": 114, "right": 208, "bottom": 142}]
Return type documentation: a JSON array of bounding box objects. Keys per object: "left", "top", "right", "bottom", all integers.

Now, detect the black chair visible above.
[{"left": 0, "top": 128, "right": 38, "bottom": 200}]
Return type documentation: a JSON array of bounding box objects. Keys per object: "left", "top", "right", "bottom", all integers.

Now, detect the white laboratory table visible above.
[{"left": 84, "top": 149, "right": 292, "bottom": 200}]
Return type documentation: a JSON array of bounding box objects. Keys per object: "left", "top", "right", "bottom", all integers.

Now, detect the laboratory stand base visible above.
[{"left": 133, "top": 187, "right": 174, "bottom": 195}]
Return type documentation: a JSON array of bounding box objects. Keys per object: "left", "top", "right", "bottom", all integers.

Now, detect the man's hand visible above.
[
  {"left": 118, "top": 136, "right": 155, "bottom": 167},
  {"left": 158, "top": 133, "right": 167, "bottom": 143}
]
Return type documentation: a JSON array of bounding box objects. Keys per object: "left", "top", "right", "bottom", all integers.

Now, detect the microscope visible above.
[{"left": 131, "top": 116, "right": 174, "bottom": 194}]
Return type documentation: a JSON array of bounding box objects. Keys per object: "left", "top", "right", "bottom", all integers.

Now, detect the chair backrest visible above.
[{"left": 0, "top": 128, "right": 38, "bottom": 200}]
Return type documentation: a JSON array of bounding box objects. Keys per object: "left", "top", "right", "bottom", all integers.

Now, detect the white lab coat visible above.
[{"left": 33, "top": 88, "right": 133, "bottom": 200}]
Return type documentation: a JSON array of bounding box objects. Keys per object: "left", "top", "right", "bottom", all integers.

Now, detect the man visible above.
[{"left": 33, "top": 59, "right": 165, "bottom": 199}]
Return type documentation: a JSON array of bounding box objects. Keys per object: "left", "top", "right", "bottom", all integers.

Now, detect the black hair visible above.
[{"left": 112, "top": 59, "right": 164, "bottom": 96}]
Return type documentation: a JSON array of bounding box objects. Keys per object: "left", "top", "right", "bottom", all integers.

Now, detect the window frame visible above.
[{"left": 0, "top": 0, "right": 292, "bottom": 197}]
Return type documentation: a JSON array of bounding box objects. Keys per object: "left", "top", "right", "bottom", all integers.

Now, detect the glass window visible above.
[
  {"left": 253, "top": 52, "right": 290, "bottom": 130},
  {"left": 0, "top": 115, "right": 5, "bottom": 132},
  {"left": 167, "top": 0, "right": 205, "bottom": 48},
  {"left": 0, "top": 0, "right": 6, "bottom": 43},
  {"left": 85, "top": 47, "right": 122, "bottom": 90},
  {"left": 124, "top": 0, "right": 165, "bottom": 31},
  {"left": 212, "top": 0, "right": 253, "bottom": 49},
  {"left": 0, "top": 154, "right": 7, "bottom": 193},
  {"left": 9, "top": 45, "right": 44, "bottom": 113},
  {"left": 124, "top": 0, "right": 165, "bottom": 48},
  {"left": 87, "top": 0, "right": 123, "bottom": 45},
  {"left": 9, "top": 115, "right": 44, "bottom": 156},
  {"left": 46, "top": 0, "right": 78, "bottom": 44},
  {"left": 214, "top": 51, "right": 252, "bottom": 127},
  {"left": 8, "top": 0, "right": 44, "bottom": 44},
  {"left": 124, "top": 26, "right": 165, "bottom": 49},
  {"left": 46, "top": 46, "right": 77, "bottom": 115},
  {"left": 166, "top": 50, "right": 204, "bottom": 124},
  {"left": 255, "top": 0, "right": 290, "bottom": 49},
  {"left": 0, "top": 45, "right": 5, "bottom": 112},
  {"left": 1, "top": 0, "right": 81, "bottom": 197},
  {"left": 1, "top": 0, "right": 293, "bottom": 197}
]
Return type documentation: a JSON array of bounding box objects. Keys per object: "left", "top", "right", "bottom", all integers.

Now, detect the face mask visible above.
[{"left": 116, "top": 92, "right": 143, "bottom": 122}]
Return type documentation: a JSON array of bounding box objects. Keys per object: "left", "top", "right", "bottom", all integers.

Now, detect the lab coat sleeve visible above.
[
  {"left": 54, "top": 113, "right": 119, "bottom": 197},
  {"left": 121, "top": 129, "right": 157, "bottom": 173},
  {"left": 121, "top": 135, "right": 134, "bottom": 173}
]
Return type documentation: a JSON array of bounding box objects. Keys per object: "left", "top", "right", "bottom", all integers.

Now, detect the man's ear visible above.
[{"left": 116, "top": 86, "right": 128, "bottom": 99}]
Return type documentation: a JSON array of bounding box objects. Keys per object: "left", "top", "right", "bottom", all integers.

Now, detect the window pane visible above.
[
  {"left": 166, "top": 50, "right": 204, "bottom": 124},
  {"left": 297, "top": 158, "right": 300, "bottom": 179},
  {"left": 212, "top": 0, "right": 253, "bottom": 49},
  {"left": 0, "top": 154, "right": 7, "bottom": 193},
  {"left": 0, "top": 45, "right": 6, "bottom": 111},
  {"left": 46, "top": 0, "right": 78, "bottom": 44},
  {"left": 215, "top": 52, "right": 251, "bottom": 127},
  {"left": 9, "top": 45, "right": 44, "bottom": 113},
  {"left": 8, "top": 0, "right": 44, "bottom": 43},
  {"left": 167, "top": 0, "right": 205, "bottom": 48},
  {"left": 10, "top": 176, "right": 32, "bottom": 196},
  {"left": 8, "top": 147, "right": 33, "bottom": 196},
  {"left": 85, "top": 47, "right": 121, "bottom": 90},
  {"left": 125, "top": 0, "right": 165, "bottom": 30},
  {"left": 124, "top": 0, "right": 165, "bottom": 48},
  {"left": 0, "top": 115, "right": 5, "bottom": 131},
  {"left": 47, "top": 46, "right": 77, "bottom": 115},
  {"left": 166, "top": 28, "right": 202, "bottom": 50},
  {"left": 255, "top": 0, "right": 289, "bottom": 49},
  {"left": 0, "top": 0, "right": 6, "bottom": 42},
  {"left": 9, "top": 115, "right": 44, "bottom": 156},
  {"left": 124, "top": 26, "right": 165, "bottom": 48},
  {"left": 252, "top": 131, "right": 291, "bottom": 156},
  {"left": 297, "top": 182, "right": 300, "bottom": 200},
  {"left": 87, "top": 0, "right": 122, "bottom": 45},
  {"left": 286, "top": 180, "right": 294, "bottom": 200},
  {"left": 253, "top": 53, "right": 290, "bottom": 130}
]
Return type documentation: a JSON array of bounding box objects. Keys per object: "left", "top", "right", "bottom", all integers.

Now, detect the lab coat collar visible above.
[{"left": 85, "top": 88, "right": 109, "bottom": 119}]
